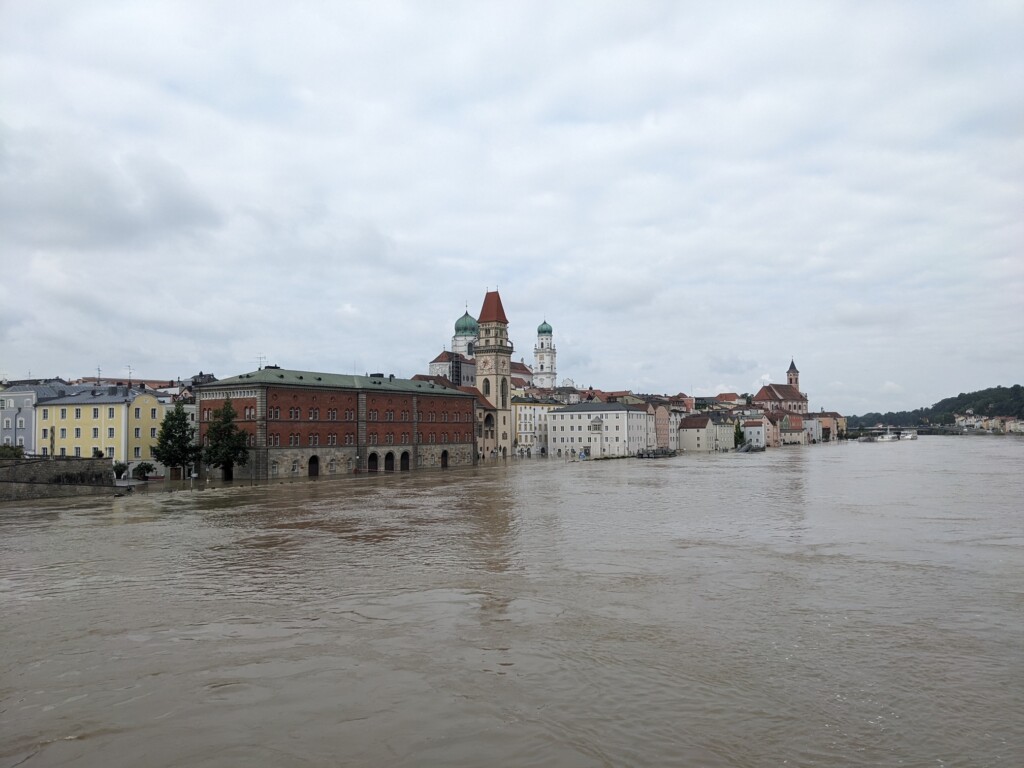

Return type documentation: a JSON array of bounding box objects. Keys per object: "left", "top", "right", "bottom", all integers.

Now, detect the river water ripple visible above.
[{"left": 2, "top": 437, "right": 1022, "bottom": 766}]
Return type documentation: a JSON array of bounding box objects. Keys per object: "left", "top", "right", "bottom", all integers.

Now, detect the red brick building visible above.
[{"left": 197, "top": 368, "right": 477, "bottom": 480}]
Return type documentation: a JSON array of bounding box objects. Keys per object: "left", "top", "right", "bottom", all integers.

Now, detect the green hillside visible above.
[{"left": 847, "top": 385, "right": 1024, "bottom": 429}]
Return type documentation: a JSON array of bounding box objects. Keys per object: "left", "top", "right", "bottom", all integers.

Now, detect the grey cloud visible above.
[
  {"left": 1, "top": 2, "right": 1022, "bottom": 414},
  {"left": 0, "top": 127, "right": 222, "bottom": 250}
]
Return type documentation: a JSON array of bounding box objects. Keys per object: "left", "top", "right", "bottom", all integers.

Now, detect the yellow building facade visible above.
[{"left": 38, "top": 388, "right": 165, "bottom": 464}]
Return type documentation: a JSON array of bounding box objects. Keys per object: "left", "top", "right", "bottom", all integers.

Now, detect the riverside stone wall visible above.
[{"left": 0, "top": 458, "right": 115, "bottom": 502}]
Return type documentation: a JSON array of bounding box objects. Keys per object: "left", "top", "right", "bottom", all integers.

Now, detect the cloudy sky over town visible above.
[{"left": 2, "top": 1, "right": 1021, "bottom": 415}]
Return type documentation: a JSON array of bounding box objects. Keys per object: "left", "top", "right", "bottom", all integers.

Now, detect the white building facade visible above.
[
  {"left": 546, "top": 402, "right": 653, "bottom": 458},
  {"left": 742, "top": 419, "right": 767, "bottom": 449},
  {"left": 512, "top": 396, "right": 561, "bottom": 456}
]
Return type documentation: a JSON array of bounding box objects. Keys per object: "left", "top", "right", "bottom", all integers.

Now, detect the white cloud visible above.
[{"left": 1, "top": 1, "right": 1022, "bottom": 413}]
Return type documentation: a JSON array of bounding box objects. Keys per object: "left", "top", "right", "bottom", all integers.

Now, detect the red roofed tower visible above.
[{"left": 475, "top": 290, "right": 514, "bottom": 458}]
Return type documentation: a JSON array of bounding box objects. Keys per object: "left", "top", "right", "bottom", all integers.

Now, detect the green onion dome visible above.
[{"left": 455, "top": 311, "right": 479, "bottom": 337}]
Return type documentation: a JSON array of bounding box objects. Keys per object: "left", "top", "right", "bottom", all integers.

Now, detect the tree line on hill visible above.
[{"left": 847, "top": 385, "right": 1024, "bottom": 429}]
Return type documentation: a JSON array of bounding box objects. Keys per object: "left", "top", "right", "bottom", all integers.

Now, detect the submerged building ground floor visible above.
[{"left": 196, "top": 368, "right": 478, "bottom": 481}]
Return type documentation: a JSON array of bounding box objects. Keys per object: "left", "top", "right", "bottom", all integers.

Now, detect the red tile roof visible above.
[
  {"left": 428, "top": 350, "right": 473, "bottom": 365},
  {"left": 458, "top": 386, "right": 495, "bottom": 410},
  {"left": 753, "top": 384, "right": 806, "bottom": 403},
  {"left": 679, "top": 415, "right": 712, "bottom": 429},
  {"left": 478, "top": 290, "right": 508, "bottom": 324}
]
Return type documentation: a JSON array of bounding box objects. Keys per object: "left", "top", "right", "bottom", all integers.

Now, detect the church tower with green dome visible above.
[
  {"left": 533, "top": 319, "right": 557, "bottom": 389},
  {"left": 452, "top": 310, "right": 478, "bottom": 359}
]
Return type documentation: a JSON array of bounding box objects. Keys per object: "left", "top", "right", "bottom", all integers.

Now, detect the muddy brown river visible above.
[{"left": 2, "top": 437, "right": 1022, "bottom": 766}]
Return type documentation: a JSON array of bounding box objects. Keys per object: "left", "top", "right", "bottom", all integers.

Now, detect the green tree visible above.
[
  {"left": 0, "top": 445, "right": 25, "bottom": 459},
  {"left": 734, "top": 421, "right": 744, "bottom": 448},
  {"left": 202, "top": 398, "right": 249, "bottom": 481},
  {"left": 113, "top": 461, "right": 129, "bottom": 479},
  {"left": 152, "top": 402, "right": 201, "bottom": 480},
  {"left": 133, "top": 461, "right": 156, "bottom": 480}
]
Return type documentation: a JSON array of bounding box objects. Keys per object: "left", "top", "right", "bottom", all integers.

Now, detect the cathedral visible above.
[
  {"left": 428, "top": 295, "right": 557, "bottom": 393},
  {"left": 427, "top": 291, "right": 558, "bottom": 458}
]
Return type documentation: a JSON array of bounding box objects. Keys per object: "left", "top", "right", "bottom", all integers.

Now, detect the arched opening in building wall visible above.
[
  {"left": 384, "top": 452, "right": 395, "bottom": 472},
  {"left": 308, "top": 456, "right": 320, "bottom": 477},
  {"left": 501, "top": 378, "right": 508, "bottom": 409},
  {"left": 367, "top": 453, "right": 379, "bottom": 472},
  {"left": 440, "top": 450, "right": 449, "bottom": 469},
  {"left": 483, "top": 414, "right": 495, "bottom": 439},
  {"left": 501, "top": 446, "right": 506, "bottom": 459},
  {"left": 400, "top": 451, "right": 410, "bottom": 471},
  {"left": 483, "top": 379, "right": 490, "bottom": 396}
]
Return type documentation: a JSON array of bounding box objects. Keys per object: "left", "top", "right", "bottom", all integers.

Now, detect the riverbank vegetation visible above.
[{"left": 848, "top": 385, "right": 1024, "bottom": 428}]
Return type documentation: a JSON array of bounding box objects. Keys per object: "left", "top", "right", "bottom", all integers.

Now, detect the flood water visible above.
[{"left": 2, "top": 437, "right": 1022, "bottom": 767}]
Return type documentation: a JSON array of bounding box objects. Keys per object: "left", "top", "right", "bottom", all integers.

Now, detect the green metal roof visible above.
[
  {"left": 203, "top": 369, "right": 475, "bottom": 398},
  {"left": 454, "top": 311, "right": 479, "bottom": 336}
]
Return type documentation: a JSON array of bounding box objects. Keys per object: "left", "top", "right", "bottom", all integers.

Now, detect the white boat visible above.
[
  {"left": 875, "top": 429, "right": 899, "bottom": 442},
  {"left": 900, "top": 429, "right": 918, "bottom": 440}
]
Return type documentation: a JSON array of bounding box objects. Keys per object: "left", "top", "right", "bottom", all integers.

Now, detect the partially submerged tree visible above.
[
  {"left": 202, "top": 398, "right": 249, "bottom": 481},
  {"left": 133, "top": 461, "right": 156, "bottom": 480},
  {"left": 152, "top": 402, "right": 201, "bottom": 480}
]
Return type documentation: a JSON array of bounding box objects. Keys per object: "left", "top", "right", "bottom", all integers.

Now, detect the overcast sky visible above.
[{"left": 2, "top": 1, "right": 1021, "bottom": 415}]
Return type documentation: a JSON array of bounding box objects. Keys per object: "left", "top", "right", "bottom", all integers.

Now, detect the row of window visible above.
[
  {"left": 39, "top": 407, "right": 158, "bottom": 420},
  {"left": 40, "top": 427, "right": 157, "bottom": 439},
  {"left": 203, "top": 408, "right": 471, "bottom": 423},
  {"left": 258, "top": 432, "right": 474, "bottom": 447},
  {"left": 40, "top": 446, "right": 152, "bottom": 458}
]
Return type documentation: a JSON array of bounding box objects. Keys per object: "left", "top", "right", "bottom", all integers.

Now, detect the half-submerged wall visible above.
[{"left": 0, "top": 458, "right": 115, "bottom": 502}]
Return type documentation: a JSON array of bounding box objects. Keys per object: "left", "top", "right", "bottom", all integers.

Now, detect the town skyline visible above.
[{"left": 2, "top": 2, "right": 1021, "bottom": 416}]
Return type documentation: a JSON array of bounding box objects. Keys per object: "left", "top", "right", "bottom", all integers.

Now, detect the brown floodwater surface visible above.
[{"left": 2, "top": 437, "right": 1022, "bottom": 766}]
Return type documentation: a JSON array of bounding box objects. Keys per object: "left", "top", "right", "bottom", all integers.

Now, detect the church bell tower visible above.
[
  {"left": 533, "top": 320, "right": 556, "bottom": 389},
  {"left": 475, "top": 290, "right": 514, "bottom": 458}
]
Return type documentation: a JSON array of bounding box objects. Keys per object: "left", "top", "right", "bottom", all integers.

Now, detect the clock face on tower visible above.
[
  {"left": 479, "top": 358, "right": 493, "bottom": 373},
  {"left": 499, "top": 359, "right": 508, "bottom": 373}
]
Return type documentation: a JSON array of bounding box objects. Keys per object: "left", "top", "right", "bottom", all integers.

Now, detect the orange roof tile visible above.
[{"left": 478, "top": 290, "right": 508, "bottom": 324}]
